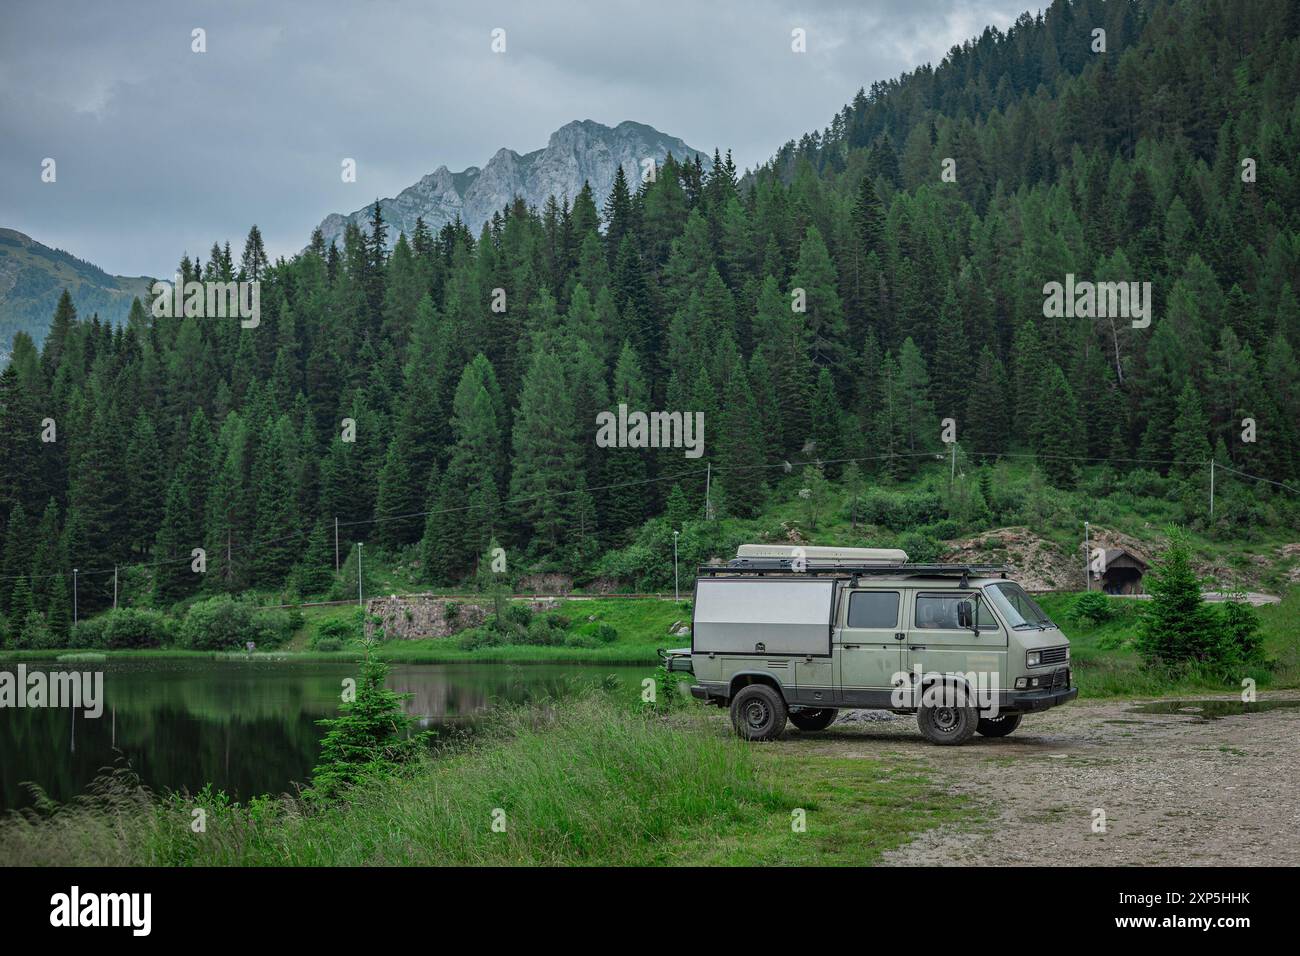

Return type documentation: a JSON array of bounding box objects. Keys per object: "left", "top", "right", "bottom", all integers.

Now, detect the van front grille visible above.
[{"left": 1040, "top": 646, "right": 1068, "bottom": 665}]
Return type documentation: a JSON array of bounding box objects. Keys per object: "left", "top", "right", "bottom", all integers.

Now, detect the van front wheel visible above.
[
  {"left": 789, "top": 708, "right": 838, "bottom": 731},
  {"left": 917, "top": 700, "right": 978, "bottom": 745},
  {"left": 730, "top": 685, "right": 788, "bottom": 742},
  {"left": 977, "top": 713, "right": 1023, "bottom": 737}
]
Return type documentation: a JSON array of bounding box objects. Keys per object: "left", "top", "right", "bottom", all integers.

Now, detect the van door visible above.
[
  {"left": 907, "top": 590, "right": 1006, "bottom": 703},
  {"left": 836, "top": 588, "right": 905, "bottom": 707}
]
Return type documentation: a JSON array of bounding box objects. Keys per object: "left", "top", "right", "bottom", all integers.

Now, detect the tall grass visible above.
[{"left": 0, "top": 694, "right": 794, "bottom": 866}]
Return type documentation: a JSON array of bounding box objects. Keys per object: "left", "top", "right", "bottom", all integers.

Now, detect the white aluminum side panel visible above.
[{"left": 693, "top": 578, "right": 835, "bottom": 655}]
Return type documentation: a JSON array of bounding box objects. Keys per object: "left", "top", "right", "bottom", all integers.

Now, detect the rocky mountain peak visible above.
[{"left": 314, "top": 120, "right": 707, "bottom": 250}]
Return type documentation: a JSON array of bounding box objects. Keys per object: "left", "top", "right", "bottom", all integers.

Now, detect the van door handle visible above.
[
  {"left": 909, "top": 645, "right": 926, "bottom": 651},
  {"left": 843, "top": 644, "right": 859, "bottom": 650}
]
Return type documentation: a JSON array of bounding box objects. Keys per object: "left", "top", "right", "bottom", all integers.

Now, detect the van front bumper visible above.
[{"left": 1004, "top": 685, "right": 1078, "bottom": 713}]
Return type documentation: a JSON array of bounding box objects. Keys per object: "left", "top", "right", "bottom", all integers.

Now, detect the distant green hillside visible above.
[{"left": 0, "top": 228, "right": 152, "bottom": 358}]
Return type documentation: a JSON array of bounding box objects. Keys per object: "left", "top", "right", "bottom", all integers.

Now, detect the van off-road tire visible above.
[
  {"left": 917, "top": 698, "right": 979, "bottom": 745},
  {"left": 788, "top": 708, "right": 838, "bottom": 732},
  {"left": 730, "top": 685, "right": 788, "bottom": 741},
  {"left": 977, "top": 713, "right": 1023, "bottom": 737}
]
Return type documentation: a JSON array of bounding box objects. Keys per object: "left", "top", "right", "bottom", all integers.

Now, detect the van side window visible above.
[
  {"left": 914, "top": 594, "right": 993, "bottom": 630},
  {"left": 847, "top": 591, "right": 900, "bottom": 628}
]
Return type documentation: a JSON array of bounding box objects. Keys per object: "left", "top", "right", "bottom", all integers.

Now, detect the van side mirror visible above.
[{"left": 956, "top": 600, "right": 974, "bottom": 630}]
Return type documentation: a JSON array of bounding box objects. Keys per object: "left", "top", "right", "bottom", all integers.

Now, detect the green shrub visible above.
[
  {"left": 593, "top": 623, "right": 618, "bottom": 644},
  {"left": 458, "top": 626, "right": 503, "bottom": 651},
  {"left": 89, "top": 606, "right": 174, "bottom": 650},
  {"left": 11, "top": 611, "right": 59, "bottom": 650},
  {"left": 310, "top": 613, "right": 361, "bottom": 649},
  {"left": 1217, "top": 596, "right": 1265, "bottom": 668},
  {"left": 895, "top": 531, "right": 944, "bottom": 564},
  {"left": 180, "top": 595, "right": 292, "bottom": 651},
  {"left": 860, "top": 489, "right": 947, "bottom": 531},
  {"left": 503, "top": 604, "right": 532, "bottom": 629},
  {"left": 524, "top": 617, "right": 563, "bottom": 646},
  {"left": 1068, "top": 591, "right": 1117, "bottom": 626},
  {"left": 68, "top": 615, "right": 109, "bottom": 649}
]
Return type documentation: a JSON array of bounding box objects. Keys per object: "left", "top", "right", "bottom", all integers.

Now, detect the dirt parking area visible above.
[{"left": 776, "top": 693, "right": 1300, "bottom": 866}]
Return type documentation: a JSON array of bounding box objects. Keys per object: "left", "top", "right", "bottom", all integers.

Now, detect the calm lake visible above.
[{"left": 0, "top": 659, "right": 654, "bottom": 812}]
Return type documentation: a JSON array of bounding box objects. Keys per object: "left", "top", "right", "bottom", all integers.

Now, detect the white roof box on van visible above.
[{"left": 735, "top": 544, "right": 909, "bottom": 566}]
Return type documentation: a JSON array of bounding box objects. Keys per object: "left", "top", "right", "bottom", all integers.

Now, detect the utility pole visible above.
[
  {"left": 704, "top": 463, "right": 712, "bottom": 520},
  {"left": 1083, "top": 522, "right": 1091, "bottom": 592},
  {"left": 73, "top": 568, "right": 78, "bottom": 625},
  {"left": 357, "top": 543, "right": 364, "bottom": 607},
  {"left": 334, "top": 517, "right": 340, "bottom": 572},
  {"left": 950, "top": 441, "right": 957, "bottom": 488},
  {"left": 673, "top": 530, "right": 680, "bottom": 602},
  {"left": 1209, "top": 459, "right": 1215, "bottom": 519},
  {"left": 113, "top": 565, "right": 118, "bottom": 609}
]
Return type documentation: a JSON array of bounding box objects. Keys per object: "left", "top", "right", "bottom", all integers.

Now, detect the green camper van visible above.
[{"left": 662, "top": 545, "right": 1077, "bottom": 745}]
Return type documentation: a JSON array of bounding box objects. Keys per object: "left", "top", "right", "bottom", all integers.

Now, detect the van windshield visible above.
[{"left": 986, "top": 582, "right": 1053, "bottom": 629}]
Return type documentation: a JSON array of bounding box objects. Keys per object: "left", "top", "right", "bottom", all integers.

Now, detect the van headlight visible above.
[{"left": 1026, "top": 651, "right": 1041, "bottom": 667}]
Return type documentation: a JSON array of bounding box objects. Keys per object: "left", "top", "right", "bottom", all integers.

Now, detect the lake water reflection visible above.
[{"left": 0, "top": 659, "right": 651, "bottom": 811}]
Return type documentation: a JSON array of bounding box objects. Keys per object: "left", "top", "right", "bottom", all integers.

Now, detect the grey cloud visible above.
[{"left": 0, "top": 0, "right": 1030, "bottom": 276}]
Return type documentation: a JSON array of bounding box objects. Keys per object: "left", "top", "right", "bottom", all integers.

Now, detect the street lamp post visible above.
[
  {"left": 672, "top": 531, "right": 680, "bottom": 602},
  {"left": 1083, "top": 521, "right": 1090, "bottom": 592},
  {"left": 357, "top": 543, "right": 364, "bottom": 607}
]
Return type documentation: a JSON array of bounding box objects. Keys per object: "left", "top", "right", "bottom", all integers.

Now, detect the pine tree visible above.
[
  {"left": 1136, "top": 529, "right": 1220, "bottom": 668},
  {"left": 250, "top": 416, "right": 299, "bottom": 587},
  {"left": 374, "top": 435, "right": 420, "bottom": 550},
  {"left": 293, "top": 520, "right": 336, "bottom": 598},
  {"left": 965, "top": 346, "right": 1008, "bottom": 461},
  {"left": 1036, "top": 365, "right": 1082, "bottom": 488},
  {"left": 602, "top": 343, "right": 651, "bottom": 534},
  {"left": 509, "top": 350, "right": 581, "bottom": 555}
]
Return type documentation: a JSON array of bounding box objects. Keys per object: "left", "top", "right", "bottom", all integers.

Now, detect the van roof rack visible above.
[{"left": 700, "top": 558, "right": 1008, "bottom": 587}]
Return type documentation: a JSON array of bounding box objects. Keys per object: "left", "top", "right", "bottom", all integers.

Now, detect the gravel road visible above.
[{"left": 776, "top": 693, "right": 1300, "bottom": 866}]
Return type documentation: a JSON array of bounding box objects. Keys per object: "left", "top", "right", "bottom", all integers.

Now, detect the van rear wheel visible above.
[
  {"left": 917, "top": 700, "right": 978, "bottom": 745},
  {"left": 788, "top": 708, "right": 838, "bottom": 731},
  {"left": 977, "top": 713, "right": 1023, "bottom": 737},
  {"left": 729, "top": 685, "right": 787, "bottom": 742}
]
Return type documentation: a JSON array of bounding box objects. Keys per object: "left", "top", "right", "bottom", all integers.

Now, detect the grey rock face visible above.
[{"left": 315, "top": 120, "right": 708, "bottom": 250}]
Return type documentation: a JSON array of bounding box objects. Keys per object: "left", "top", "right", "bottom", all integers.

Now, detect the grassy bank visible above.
[
  {"left": 6, "top": 589, "right": 1296, "bottom": 700},
  {"left": 1037, "top": 587, "right": 1300, "bottom": 697},
  {"left": 0, "top": 694, "right": 970, "bottom": 866},
  {"left": 0, "top": 597, "right": 690, "bottom": 664}
]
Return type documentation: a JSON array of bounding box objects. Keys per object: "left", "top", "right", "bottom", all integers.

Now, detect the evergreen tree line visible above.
[{"left": 1, "top": 0, "right": 1299, "bottom": 634}]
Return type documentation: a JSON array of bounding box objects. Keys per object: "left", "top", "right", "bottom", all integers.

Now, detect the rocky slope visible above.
[{"left": 315, "top": 120, "right": 709, "bottom": 249}]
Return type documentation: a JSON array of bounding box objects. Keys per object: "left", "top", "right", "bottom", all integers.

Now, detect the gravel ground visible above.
[{"left": 774, "top": 693, "right": 1300, "bottom": 866}]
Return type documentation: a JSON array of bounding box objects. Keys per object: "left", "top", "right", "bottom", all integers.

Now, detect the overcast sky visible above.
[{"left": 1, "top": 0, "right": 1032, "bottom": 277}]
